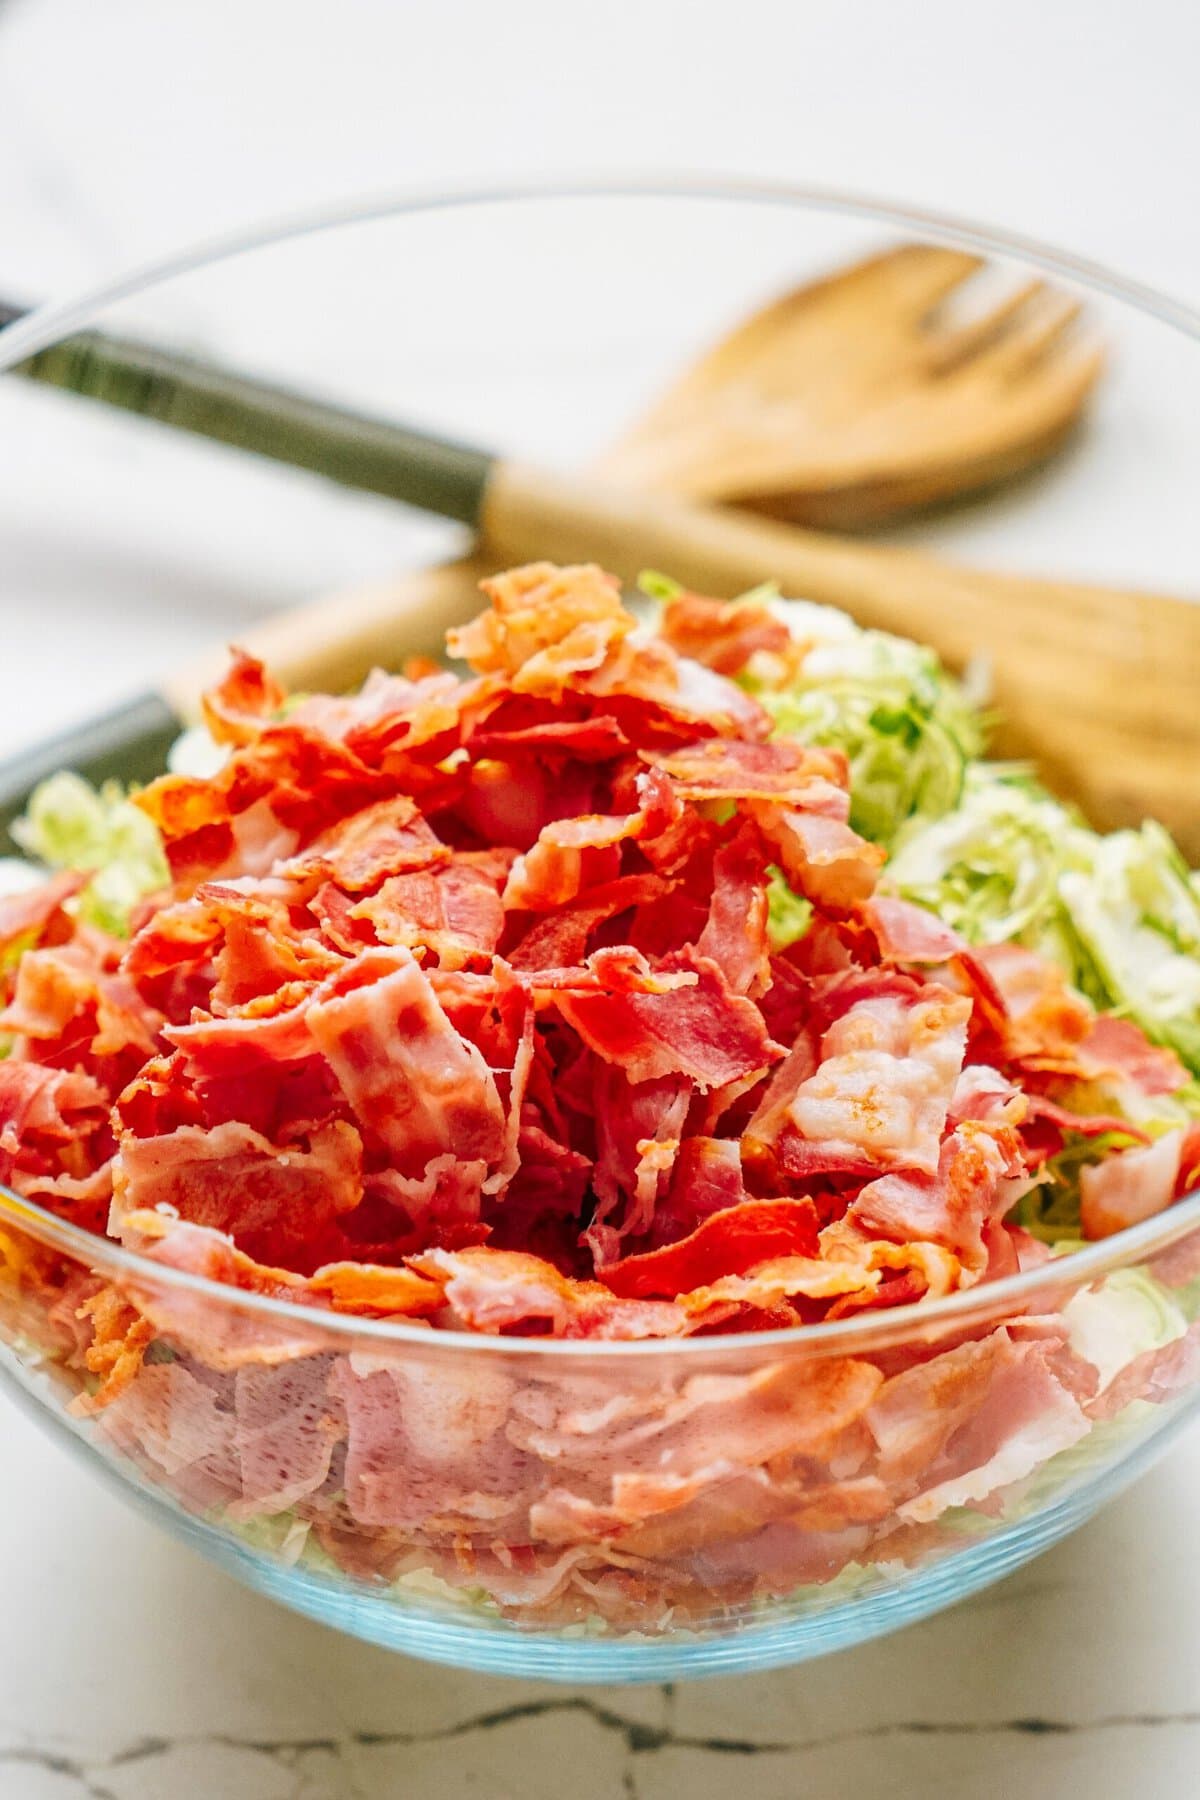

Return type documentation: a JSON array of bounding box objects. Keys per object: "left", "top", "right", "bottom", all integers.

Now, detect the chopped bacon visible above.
[
  {"left": 750, "top": 801, "right": 885, "bottom": 911},
  {"left": 448, "top": 562, "right": 636, "bottom": 689},
  {"left": 696, "top": 826, "right": 771, "bottom": 997},
  {"left": 554, "top": 946, "right": 783, "bottom": 1090},
  {"left": 201, "top": 648, "right": 286, "bottom": 747},
  {"left": 862, "top": 895, "right": 964, "bottom": 965},
  {"left": 469, "top": 712, "right": 633, "bottom": 761},
  {"left": 1080, "top": 1130, "right": 1185, "bottom": 1239},
  {"left": 649, "top": 738, "right": 850, "bottom": 813},
  {"left": 350, "top": 863, "right": 505, "bottom": 966},
  {"left": 411, "top": 1246, "right": 690, "bottom": 1339},
  {"left": 276, "top": 796, "right": 448, "bottom": 894},
  {"left": 231, "top": 1357, "right": 343, "bottom": 1515},
  {"left": 307, "top": 948, "right": 506, "bottom": 1180},
  {"left": 507, "top": 873, "right": 674, "bottom": 971},
  {"left": 113, "top": 1118, "right": 364, "bottom": 1272},
  {"left": 848, "top": 1123, "right": 1021, "bottom": 1279},
  {"left": 501, "top": 767, "right": 682, "bottom": 912},
  {"left": 136, "top": 726, "right": 399, "bottom": 886},
  {"left": 601, "top": 1199, "right": 820, "bottom": 1299},
  {"left": 660, "top": 589, "right": 792, "bottom": 675},
  {"left": 0, "top": 870, "right": 87, "bottom": 955},
  {"left": 1075, "top": 1015, "right": 1188, "bottom": 1097},
  {"left": 746, "top": 977, "right": 971, "bottom": 1179},
  {"left": 959, "top": 942, "right": 1093, "bottom": 1068}
]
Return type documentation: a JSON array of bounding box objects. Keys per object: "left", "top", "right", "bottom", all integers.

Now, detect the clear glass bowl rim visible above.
[{"left": 2, "top": 171, "right": 1198, "bottom": 1360}]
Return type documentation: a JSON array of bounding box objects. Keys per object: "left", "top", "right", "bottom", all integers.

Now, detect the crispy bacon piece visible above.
[
  {"left": 276, "top": 796, "right": 448, "bottom": 894},
  {"left": 0, "top": 870, "right": 87, "bottom": 955},
  {"left": 307, "top": 947, "right": 506, "bottom": 1180},
  {"left": 135, "top": 726, "right": 398, "bottom": 886},
  {"left": 695, "top": 827, "right": 771, "bottom": 997},
  {"left": 746, "top": 976, "right": 971, "bottom": 1179},
  {"left": 659, "top": 589, "right": 792, "bottom": 675},
  {"left": 1075, "top": 1015, "right": 1188, "bottom": 1097},
  {"left": 411, "top": 1246, "right": 691, "bottom": 1339},
  {"left": 601, "top": 1199, "right": 821, "bottom": 1299},
  {"left": 862, "top": 895, "right": 964, "bottom": 965},
  {"left": 649, "top": 738, "right": 850, "bottom": 813},
  {"left": 1080, "top": 1130, "right": 1185, "bottom": 1239},
  {"left": 848, "top": 1123, "right": 1021, "bottom": 1279},
  {"left": 113, "top": 1118, "right": 363, "bottom": 1272},
  {"left": 350, "top": 863, "right": 505, "bottom": 966},
  {"left": 448, "top": 562, "right": 636, "bottom": 688},
  {"left": 201, "top": 649, "right": 286, "bottom": 747},
  {"left": 502, "top": 767, "right": 682, "bottom": 912},
  {"left": 751, "top": 801, "right": 885, "bottom": 912},
  {"left": 554, "top": 946, "right": 783, "bottom": 1091}
]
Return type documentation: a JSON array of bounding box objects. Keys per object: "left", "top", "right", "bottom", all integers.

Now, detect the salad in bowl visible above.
[{"left": 1, "top": 560, "right": 1198, "bottom": 1680}]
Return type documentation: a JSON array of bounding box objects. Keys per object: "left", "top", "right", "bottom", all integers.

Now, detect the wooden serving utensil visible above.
[
  {"left": 1, "top": 248, "right": 1195, "bottom": 858},
  {"left": 165, "top": 466, "right": 1200, "bottom": 861},
  {"left": 594, "top": 245, "right": 1105, "bottom": 528}
]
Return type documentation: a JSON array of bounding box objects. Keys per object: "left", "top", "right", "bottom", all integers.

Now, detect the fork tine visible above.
[
  {"left": 1030, "top": 332, "right": 1107, "bottom": 401},
  {"left": 995, "top": 291, "right": 1086, "bottom": 368},
  {"left": 959, "top": 290, "right": 1089, "bottom": 378},
  {"left": 926, "top": 278, "right": 1046, "bottom": 370},
  {"left": 868, "top": 243, "right": 985, "bottom": 314}
]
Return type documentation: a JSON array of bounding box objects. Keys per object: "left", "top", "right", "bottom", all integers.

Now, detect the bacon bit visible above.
[
  {"left": 601, "top": 1199, "right": 820, "bottom": 1299},
  {"left": 201, "top": 648, "right": 287, "bottom": 747},
  {"left": 304, "top": 1260, "right": 445, "bottom": 1317},
  {"left": 660, "top": 589, "right": 792, "bottom": 675},
  {"left": 1080, "top": 1130, "right": 1185, "bottom": 1239},
  {"left": 862, "top": 895, "right": 964, "bottom": 965},
  {"left": 449, "top": 563, "right": 635, "bottom": 688},
  {"left": 2, "top": 558, "right": 1186, "bottom": 1370},
  {"left": 0, "top": 869, "right": 88, "bottom": 958},
  {"left": 74, "top": 1285, "right": 155, "bottom": 1412}
]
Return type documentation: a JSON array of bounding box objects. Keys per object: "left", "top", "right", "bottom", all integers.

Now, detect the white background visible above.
[{"left": 2, "top": 2, "right": 1199, "bottom": 1796}]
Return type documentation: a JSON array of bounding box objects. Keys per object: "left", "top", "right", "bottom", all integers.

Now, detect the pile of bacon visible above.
[{"left": 2, "top": 563, "right": 1196, "bottom": 1377}]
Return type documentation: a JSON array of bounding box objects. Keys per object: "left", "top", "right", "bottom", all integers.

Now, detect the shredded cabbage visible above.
[
  {"left": 13, "top": 771, "right": 168, "bottom": 937},
  {"left": 1059, "top": 823, "right": 1200, "bottom": 1073},
  {"left": 884, "top": 765, "right": 1091, "bottom": 946},
  {"left": 1062, "top": 1268, "right": 1187, "bottom": 1394},
  {"left": 734, "top": 589, "right": 1200, "bottom": 1078},
  {"left": 887, "top": 775, "right": 1200, "bottom": 1074},
  {"left": 747, "top": 600, "right": 984, "bottom": 848},
  {"left": 766, "top": 869, "right": 812, "bottom": 950}
]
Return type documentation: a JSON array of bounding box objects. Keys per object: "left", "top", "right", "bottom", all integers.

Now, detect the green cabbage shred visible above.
[{"left": 13, "top": 771, "right": 168, "bottom": 937}]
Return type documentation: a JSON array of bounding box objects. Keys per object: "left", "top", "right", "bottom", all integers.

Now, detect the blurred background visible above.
[
  {"left": 2, "top": 3, "right": 1200, "bottom": 1796},
  {"left": 4, "top": 0, "right": 1199, "bottom": 299}
]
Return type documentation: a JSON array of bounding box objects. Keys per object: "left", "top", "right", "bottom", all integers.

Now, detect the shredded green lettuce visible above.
[
  {"left": 886, "top": 773, "right": 1200, "bottom": 1074},
  {"left": 744, "top": 600, "right": 984, "bottom": 848},
  {"left": 884, "top": 764, "right": 1091, "bottom": 947},
  {"left": 13, "top": 771, "right": 168, "bottom": 937},
  {"left": 1015, "top": 1132, "right": 1137, "bottom": 1246},
  {"left": 717, "top": 583, "right": 1200, "bottom": 1078},
  {"left": 1059, "top": 823, "right": 1200, "bottom": 1074},
  {"left": 766, "top": 868, "right": 812, "bottom": 951}
]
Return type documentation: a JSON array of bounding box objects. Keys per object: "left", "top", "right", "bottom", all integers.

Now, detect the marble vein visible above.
[{"left": 5, "top": 1698, "right": 1200, "bottom": 1792}]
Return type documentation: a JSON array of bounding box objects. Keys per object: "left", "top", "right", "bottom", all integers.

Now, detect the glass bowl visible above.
[{"left": 1, "top": 181, "right": 1199, "bottom": 1683}]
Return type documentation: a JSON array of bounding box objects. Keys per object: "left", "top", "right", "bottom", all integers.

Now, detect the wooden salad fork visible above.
[
  {"left": 2, "top": 244, "right": 1197, "bottom": 861},
  {"left": 595, "top": 245, "right": 1105, "bottom": 527}
]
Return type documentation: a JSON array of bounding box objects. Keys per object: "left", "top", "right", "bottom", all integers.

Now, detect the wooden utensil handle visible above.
[
  {"left": 8, "top": 319, "right": 495, "bottom": 526},
  {"left": 480, "top": 462, "right": 1200, "bottom": 855}
]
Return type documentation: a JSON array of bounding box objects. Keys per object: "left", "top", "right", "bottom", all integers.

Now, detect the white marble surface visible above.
[{"left": 2, "top": 2, "right": 1200, "bottom": 1795}]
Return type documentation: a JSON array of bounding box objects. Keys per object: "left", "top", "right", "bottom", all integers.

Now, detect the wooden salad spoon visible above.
[
  {"left": 594, "top": 245, "right": 1105, "bottom": 528},
  {"left": 2, "top": 247, "right": 1197, "bottom": 860}
]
